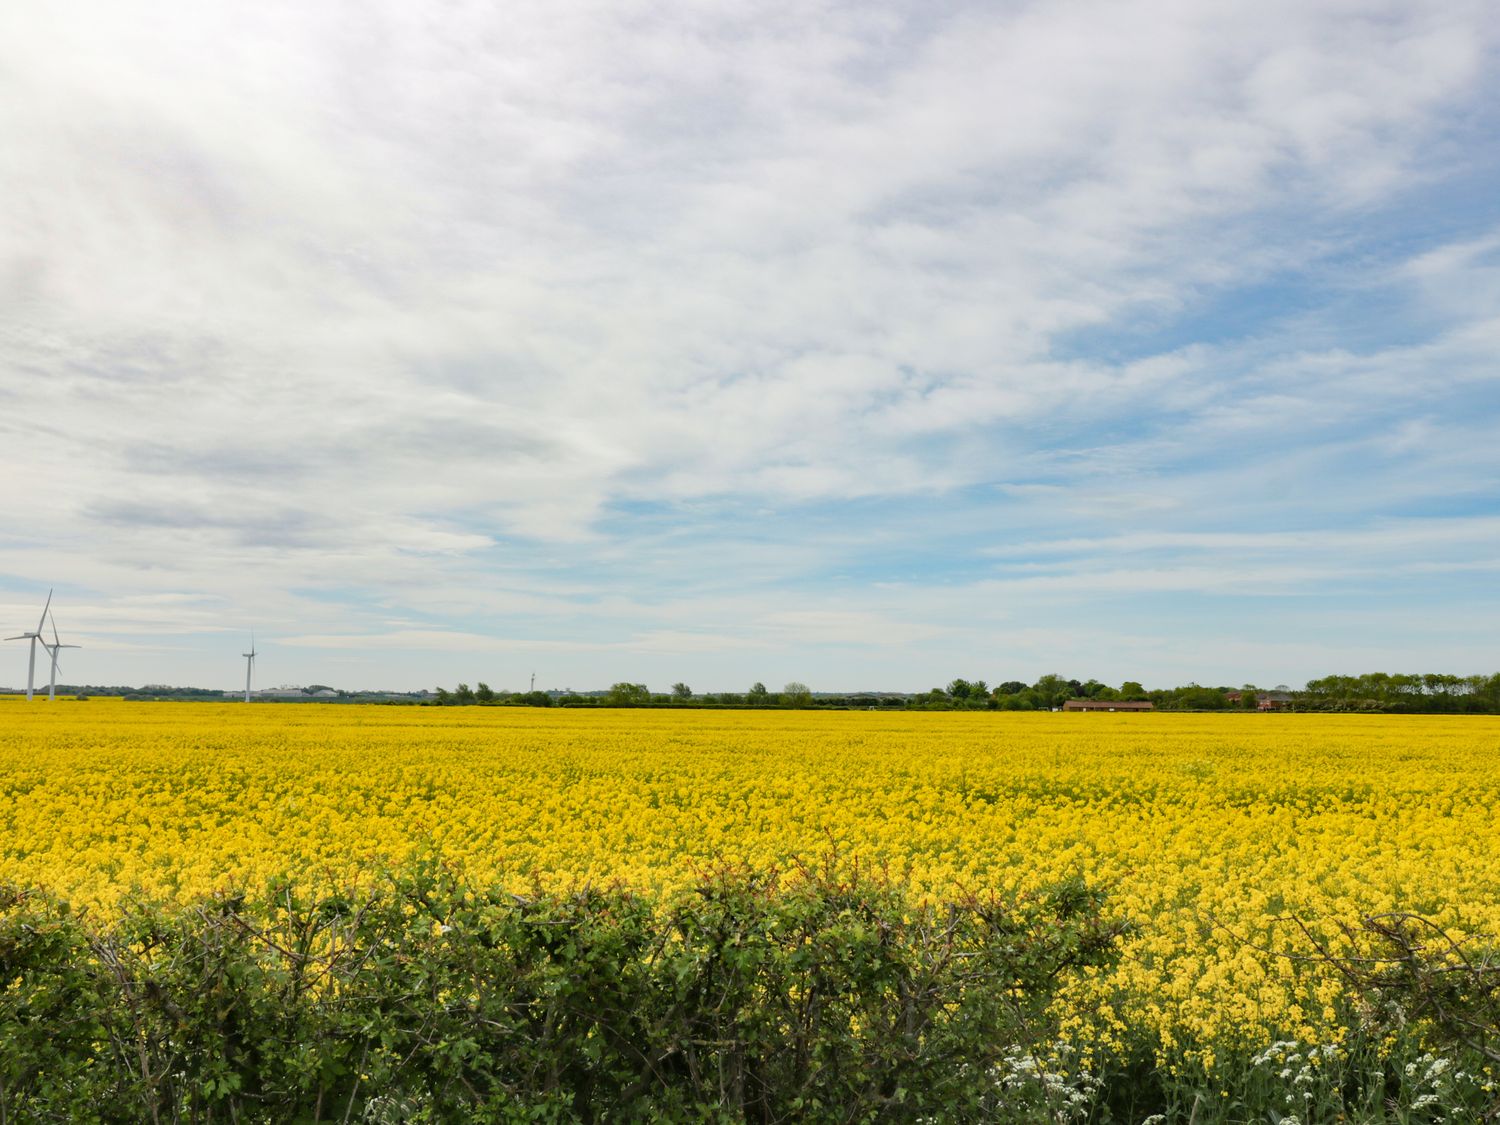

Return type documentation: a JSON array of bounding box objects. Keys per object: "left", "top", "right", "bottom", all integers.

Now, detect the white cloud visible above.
[{"left": 1, "top": 0, "right": 1497, "bottom": 688}]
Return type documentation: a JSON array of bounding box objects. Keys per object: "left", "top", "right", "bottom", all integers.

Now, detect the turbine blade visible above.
[
  {"left": 50, "top": 612, "right": 60, "bottom": 648},
  {"left": 36, "top": 589, "right": 52, "bottom": 633},
  {"left": 4, "top": 634, "right": 28, "bottom": 641}
]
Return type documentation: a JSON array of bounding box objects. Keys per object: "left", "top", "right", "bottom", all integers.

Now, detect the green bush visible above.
[{"left": 0, "top": 863, "right": 1124, "bottom": 1123}]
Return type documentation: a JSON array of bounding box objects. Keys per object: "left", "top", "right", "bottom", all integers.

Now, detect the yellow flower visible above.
[{"left": 2, "top": 702, "right": 1497, "bottom": 1048}]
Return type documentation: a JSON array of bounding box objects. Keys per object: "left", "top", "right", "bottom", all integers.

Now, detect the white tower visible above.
[
  {"left": 242, "top": 634, "right": 257, "bottom": 702},
  {"left": 42, "top": 611, "right": 81, "bottom": 701},
  {"left": 5, "top": 589, "right": 53, "bottom": 701}
]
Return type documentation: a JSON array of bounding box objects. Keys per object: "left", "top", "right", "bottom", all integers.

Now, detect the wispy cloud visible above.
[{"left": 2, "top": 0, "right": 1498, "bottom": 689}]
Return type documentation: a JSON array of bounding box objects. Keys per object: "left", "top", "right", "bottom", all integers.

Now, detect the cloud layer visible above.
[{"left": 3, "top": 0, "right": 1498, "bottom": 690}]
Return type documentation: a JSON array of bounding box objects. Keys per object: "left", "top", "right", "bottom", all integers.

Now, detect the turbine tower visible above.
[
  {"left": 42, "top": 611, "right": 81, "bottom": 702},
  {"left": 242, "top": 634, "right": 256, "bottom": 702},
  {"left": 4, "top": 589, "right": 53, "bottom": 701}
]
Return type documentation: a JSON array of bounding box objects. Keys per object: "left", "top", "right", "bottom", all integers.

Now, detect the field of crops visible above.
[{"left": 3, "top": 700, "right": 1498, "bottom": 1058}]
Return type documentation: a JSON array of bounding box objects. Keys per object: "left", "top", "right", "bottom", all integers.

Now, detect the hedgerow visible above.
[{"left": 0, "top": 861, "right": 1124, "bottom": 1123}]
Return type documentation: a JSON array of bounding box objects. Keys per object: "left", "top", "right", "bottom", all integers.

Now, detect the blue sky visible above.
[{"left": 2, "top": 0, "right": 1498, "bottom": 692}]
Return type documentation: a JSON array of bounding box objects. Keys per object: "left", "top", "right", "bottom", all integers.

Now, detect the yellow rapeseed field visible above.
[{"left": 2, "top": 700, "right": 1498, "bottom": 1053}]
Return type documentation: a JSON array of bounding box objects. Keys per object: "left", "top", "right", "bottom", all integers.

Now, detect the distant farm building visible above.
[
  {"left": 1225, "top": 691, "right": 1293, "bottom": 711},
  {"left": 1062, "top": 699, "right": 1154, "bottom": 712}
]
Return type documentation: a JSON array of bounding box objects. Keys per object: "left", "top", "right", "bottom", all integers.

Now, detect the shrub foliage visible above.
[{"left": 0, "top": 861, "right": 1124, "bottom": 1122}]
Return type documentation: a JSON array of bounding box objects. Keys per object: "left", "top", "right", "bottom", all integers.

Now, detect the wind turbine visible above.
[
  {"left": 5, "top": 589, "right": 52, "bottom": 701},
  {"left": 42, "top": 610, "right": 81, "bottom": 702},
  {"left": 242, "top": 634, "right": 256, "bottom": 702}
]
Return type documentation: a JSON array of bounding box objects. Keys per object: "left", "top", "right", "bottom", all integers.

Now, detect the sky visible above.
[{"left": 2, "top": 0, "right": 1499, "bottom": 694}]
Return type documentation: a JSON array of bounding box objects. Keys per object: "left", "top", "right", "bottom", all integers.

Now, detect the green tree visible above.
[
  {"left": 1390, "top": 673, "right": 1424, "bottom": 705},
  {"left": 671, "top": 682, "right": 692, "bottom": 700},
  {"left": 1032, "top": 674, "right": 1070, "bottom": 710},
  {"left": 747, "top": 682, "right": 770, "bottom": 704},
  {"left": 946, "top": 678, "right": 991, "bottom": 705},
  {"left": 454, "top": 683, "right": 476, "bottom": 704},
  {"left": 475, "top": 682, "right": 495, "bottom": 703},
  {"left": 1119, "top": 681, "right": 1147, "bottom": 701},
  {"left": 782, "top": 681, "right": 812, "bottom": 708},
  {"left": 1174, "top": 684, "right": 1228, "bottom": 710},
  {"left": 606, "top": 682, "right": 651, "bottom": 706},
  {"left": 914, "top": 688, "right": 951, "bottom": 709}
]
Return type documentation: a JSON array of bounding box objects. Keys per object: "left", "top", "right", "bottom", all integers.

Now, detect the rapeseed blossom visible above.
[{"left": 2, "top": 700, "right": 1496, "bottom": 1050}]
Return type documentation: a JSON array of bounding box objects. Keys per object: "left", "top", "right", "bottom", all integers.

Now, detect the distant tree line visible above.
[
  {"left": 428, "top": 672, "right": 1500, "bottom": 713},
  {"left": 926, "top": 672, "right": 1500, "bottom": 713},
  {"left": 37, "top": 673, "right": 1499, "bottom": 713},
  {"left": 1298, "top": 672, "right": 1500, "bottom": 713},
  {"left": 430, "top": 681, "right": 826, "bottom": 709}
]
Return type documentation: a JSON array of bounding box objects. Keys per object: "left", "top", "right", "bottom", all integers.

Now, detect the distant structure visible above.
[
  {"left": 42, "top": 610, "right": 81, "bottom": 701},
  {"left": 5, "top": 589, "right": 57, "bottom": 702},
  {"left": 1225, "top": 690, "right": 1292, "bottom": 711},
  {"left": 1062, "top": 699, "right": 1154, "bottom": 712},
  {"left": 242, "top": 635, "right": 257, "bottom": 702}
]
